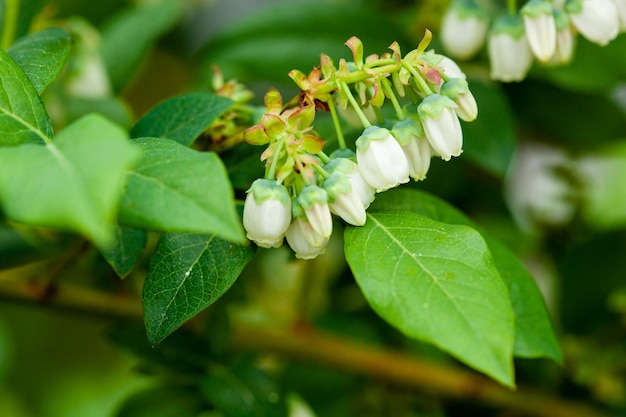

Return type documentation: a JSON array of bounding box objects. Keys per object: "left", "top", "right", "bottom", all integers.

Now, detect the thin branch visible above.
[{"left": 0, "top": 276, "right": 614, "bottom": 417}]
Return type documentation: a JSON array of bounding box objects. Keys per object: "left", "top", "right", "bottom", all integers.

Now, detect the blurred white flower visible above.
[
  {"left": 441, "top": 0, "right": 489, "bottom": 60},
  {"left": 505, "top": 141, "right": 577, "bottom": 232}
]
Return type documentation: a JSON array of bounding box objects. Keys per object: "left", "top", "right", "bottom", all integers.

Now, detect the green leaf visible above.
[
  {"left": 99, "top": 225, "right": 147, "bottom": 278},
  {"left": 370, "top": 188, "right": 562, "bottom": 363},
  {"left": 120, "top": 137, "right": 246, "bottom": 243},
  {"left": 115, "top": 385, "right": 203, "bottom": 417},
  {"left": 7, "top": 27, "right": 72, "bottom": 94},
  {"left": 130, "top": 93, "right": 234, "bottom": 146},
  {"left": 143, "top": 232, "right": 254, "bottom": 344},
  {"left": 462, "top": 80, "right": 515, "bottom": 177},
  {"left": 0, "top": 114, "right": 140, "bottom": 247},
  {"left": 345, "top": 210, "right": 515, "bottom": 386},
  {"left": 100, "top": 0, "right": 184, "bottom": 92},
  {"left": 201, "top": 364, "right": 287, "bottom": 417},
  {"left": 199, "top": 1, "right": 409, "bottom": 87},
  {"left": 0, "top": 47, "right": 52, "bottom": 145}
]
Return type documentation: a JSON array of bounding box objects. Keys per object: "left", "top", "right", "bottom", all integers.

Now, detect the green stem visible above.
[
  {"left": 507, "top": 0, "right": 517, "bottom": 15},
  {"left": 266, "top": 136, "right": 286, "bottom": 181},
  {"left": 327, "top": 99, "right": 347, "bottom": 149},
  {"left": 339, "top": 81, "right": 372, "bottom": 128},
  {"left": 382, "top": 78, "right": 405, "bottom": 120},
  {"left": 402, "top": 61, "right": 434, "bottom": 96},
  {"left": 1, "top": 0, "right": 20, "bottom": 50},
  {"left": 312, "top": 163, "right": 329, "bottom": 180},
  {"left": 318, "top": 151, "right": 330, "bottom": 164}
]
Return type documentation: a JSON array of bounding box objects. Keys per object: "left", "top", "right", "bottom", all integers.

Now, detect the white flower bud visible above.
[
  {"left": 296, "top": 185, "right": 333, "bottom": 239},
  {"left": 488, "top": 16, "right": 534, "bottom": 82},
  {"left": 522, "top": 0, "right": 557, "bottom": 62},
  {"left": 243, "top": 179, "right": 291, "bottom": 248},
  {"left": 355, "top": 126, "right": 410, "bottom": 192},
  {"left": 322, "top": 172, "right": 367, "bottom": 226},
  {"left": 613, "top": 0, "right": 626, "bottom": 31},
  {"left": 566, "top": 0, "right": 619, "bottom": 45},
  {"left": 441, "top": 0, "right": 490, "bottom": 60},
  {"left": 552, "top": 11, "right": 576, "bottom": 64},
  {"left": 285, "top": 217, "right": 329, "bottom": 260},
  {"left": 439, "top": 56, "right": 467, "bottom": 80},
  {"left": 391, "top": 119, "right": 432, "bottom": 181},
  {"left": 440, "top": 78, "right": 478, "bottom": 122},
  {"left": 325, "top": 156, "right": 375, "bottom": 209},
  {"left": 418, "top": 94, "right": 463, "bottom": 161}
]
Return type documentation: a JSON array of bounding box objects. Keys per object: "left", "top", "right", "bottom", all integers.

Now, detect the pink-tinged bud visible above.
[
  {"left": 566, "top": 0, "right": 619, "bottom": 45},
  {"left": 322, "top": 172, "right": 367, "bottom": 226},
  {"left": 243, "top": 179, "right": 291, "bottom": 248},
  {"left": 522, "top": 0, "right": 557, "bottom": 62},
  {"left": 325, "top": 156, "right": 376, "bottom": 209},
  {"left": 355, "top": 126, "right": 410, "bottom": 192},
  {"left": 441, "top": 0, "right": 490, "bottom": 60},
  {"left": 391, "top": 119, "right": 432, "bottom": 181},
  {"left": 296, "top": 185, "right": 333, "bottom": 239},
  {"left": 488, "top": 16, "right": 534, "bottom": 82},
  {"left": 285, "top": 217, "right": 329, "bottom": 259},
  {"left": 418, "top": 94, "right": 463, "bottom": 161}
]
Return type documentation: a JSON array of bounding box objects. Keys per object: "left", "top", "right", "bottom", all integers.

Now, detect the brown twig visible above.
[{"left": 0, "top": 275, "right": 615, "bottom": 417}]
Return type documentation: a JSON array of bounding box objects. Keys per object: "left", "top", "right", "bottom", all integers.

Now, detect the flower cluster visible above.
[
  {"left": 441, "top": 0, "right": 626, "bottom": 82},
  {"left": 242, "top": 33, "right": 478, "bottom": 259}
]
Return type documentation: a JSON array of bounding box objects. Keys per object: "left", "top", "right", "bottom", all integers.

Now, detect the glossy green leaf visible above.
[
  {"left": 0, "top": 114, "right": 140, "bottom": 247},
  {"left": 462, "top": 80, "right": 515, "bottom": 177},
  {"left": 0, "top": 48, "right": 52, "bottom": 145},
  {"left": 100, "top": 0, "right": 183, "bottom": 92},
  {"left": 99, "top": 225, "right": 148, "bottom": 278},
  {"left": 7, "top": 27, "right": 72, "bottom": 94},
  {"left": 201, "top": 364, "right": 287, "bottom": 417},
  {"left": 143, "top": 232, "right": 254, "bottom": 344},
  {"left": 130, "top": 93, "right": 234, "bottom": 146},
  {"left": 370, "top": 188, "right": 562, "bottom": 363},
  {"left": 120, "top": 137, "right": 246, "bottom": 243},
  {"left": 345, "top": 210, "right": 515, "bottom": 386},
  {"left": 199, "top": 2, "right": 408, "bottom": 86},
  {"left": 116, "top": 385, "right": 203, "bottom": 417}
]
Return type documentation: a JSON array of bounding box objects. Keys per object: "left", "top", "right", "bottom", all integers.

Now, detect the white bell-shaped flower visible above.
[
  {"left": 488, "top": 15, "right": 534, "bottom": 82},
  {"left": 441, "top": 0, "right": 490, "bottom": 60},
  {"left": 325, "top": 155, "right": 375, "bottom": 209},
  {"left": 322, "top": 172, "right": 367, "bottom": 226},
  {"left": 552, "top": 10, "right": 576, "bottom": 64},
  {"left": 285, "top": 217, "right": 329, "bottom": 260},
  {"left": 521, "top": 0, "right": 557, "bottom": 62},
  {"left": 614, "top": 0, "right": 626, "bottom": 31},
  {"left": 566, "top": 0, "right": 619, "bottom": 45},
  {"left": 355, "top": 126, "right": 410, "bottom": 192},
  {"left": 243, "top": 179, "right": 291, "bottom": 248},
  {"left": 440, "top": 78, "right": 478, "bottom": 122},
  {"left": 295, "top": 185, "right": 333, "bottom": 239},
  {"left": 391, "top": 119, "right": 432, "bottom": 181},
  {"left": 417, "top": 94, "right": 463, "bottom": 161}
]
